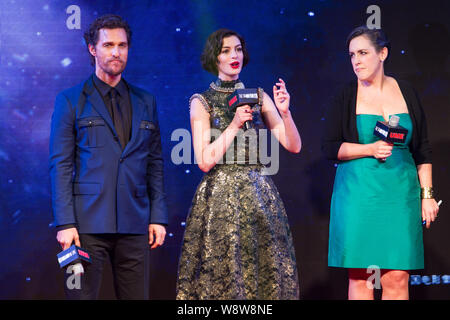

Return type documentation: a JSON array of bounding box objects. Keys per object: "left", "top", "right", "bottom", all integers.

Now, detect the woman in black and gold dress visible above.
[{"left": 176, "top": 29, "right": 301, "bottom": 299}]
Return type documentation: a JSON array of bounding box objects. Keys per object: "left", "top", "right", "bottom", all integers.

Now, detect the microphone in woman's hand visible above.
[
  {"left": 374, "top": 115, "right": 408, "bottom": 162},
  {"left": 226, "top": 88, "right": 263, "bottom": 131},
  {"left": 374, "top": 115, "right": 408, "bottom": 144}
]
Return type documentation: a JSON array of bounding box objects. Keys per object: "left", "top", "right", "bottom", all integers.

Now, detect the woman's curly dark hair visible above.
[
  {"left": 201, "top": 29, "right": 250, "bottom": 75},
  {"left": 83, "top": 14, "right": 132, "bottom": 65}
]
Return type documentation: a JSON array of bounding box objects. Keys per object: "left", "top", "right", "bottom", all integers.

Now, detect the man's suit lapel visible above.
[
  {"left": 122, "top": 89, "right": 145, "bottom": 157},
  {"left": 83, "top": 76, "right": 118, "bottom": 139},
  {"left": 82, "top": 75, "right": 145, "bottom": 156}
]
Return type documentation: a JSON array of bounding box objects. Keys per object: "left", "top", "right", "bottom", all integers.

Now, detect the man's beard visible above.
[{"left": 101, "top": 59, "right": 126, "bottom": 76}]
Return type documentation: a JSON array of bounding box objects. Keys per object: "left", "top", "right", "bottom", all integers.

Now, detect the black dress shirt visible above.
[{"left": 93, "top": 74, "right": 132, "bottom": 149}]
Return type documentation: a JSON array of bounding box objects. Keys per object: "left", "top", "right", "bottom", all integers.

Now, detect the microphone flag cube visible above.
[
  {"left": 226, "top": 88, "right": 262, "bottom": 110},
  {"left": 57, "top": 245, "right": 91, "bottom": 268},
  {"left": 373, "top": 120, "right": 408, "bottom": 144}
]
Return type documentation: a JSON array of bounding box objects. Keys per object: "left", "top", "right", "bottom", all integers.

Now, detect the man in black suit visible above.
[{"left": 49, "top": 14, "right": 168, "bottom": 299}]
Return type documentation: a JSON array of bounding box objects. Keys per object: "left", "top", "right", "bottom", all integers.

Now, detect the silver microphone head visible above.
[
  {"left": 235, "top": 82, "right": 245, "bottom": 89},
  {"left": 388, "top": 115, "right": 400, "bottom": 127}
]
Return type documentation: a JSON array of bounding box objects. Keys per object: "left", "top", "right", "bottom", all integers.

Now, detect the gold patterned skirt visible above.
[{"left": 176, "top": 164, "right": 299, "bottom": 299}]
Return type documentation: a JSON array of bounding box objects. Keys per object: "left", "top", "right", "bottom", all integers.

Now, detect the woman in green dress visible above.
[
  {"left": 176, "top": 29, "right": 302, "bottom": 299},
  {"left": 322, "top": 26, "right": 440, "bottom": 300}
]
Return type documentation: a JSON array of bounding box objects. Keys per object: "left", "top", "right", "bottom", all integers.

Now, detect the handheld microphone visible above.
[
  {"left": 373, "top": 115, "right": 408, "bottom": 144},
  {"left": 373, "top": 115, "right": 409, "bottom": 162},
  {"left": 57, "top": 245, "right": 91, "bottom": 276},
  {"left": 226, "top": 87, "right": 263, "bottom": 131}
]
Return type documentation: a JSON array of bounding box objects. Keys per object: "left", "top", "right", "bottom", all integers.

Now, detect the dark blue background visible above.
[{"left": 0, "top": 0, "right": 449, "bottom": 299}]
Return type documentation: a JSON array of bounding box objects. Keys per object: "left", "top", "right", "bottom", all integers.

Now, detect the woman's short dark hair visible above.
[
  {"left": 346, "top": 26, "right": 391, "bottom": 60},
  {"left": 201, "top": 29, "right": 250, "bottom": 75},
  {"left": 83, "top": 14, "right": 132, "bottom": 65}
]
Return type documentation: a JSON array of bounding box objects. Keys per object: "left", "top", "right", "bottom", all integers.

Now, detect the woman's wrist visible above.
[
  {"left": 367, "top": 142, "right": 376, "bottom": 157},
  {"left": 228, "top": 120, "right": 242, "bottom": 132},
  {"left": 279, "top": 108, "right": 291, "bottom": 119}
]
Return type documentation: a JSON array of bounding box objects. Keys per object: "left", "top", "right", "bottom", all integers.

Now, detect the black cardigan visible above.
[{"left": 321, "top": 78, "right": 432, "bottom": 165}]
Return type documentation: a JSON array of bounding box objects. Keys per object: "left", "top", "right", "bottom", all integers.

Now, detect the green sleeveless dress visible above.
[
  {"left": 328, "top": 113, "right": 424, "bottom": 270},
  {"left": 176, "top": 79, "right": 299, "bottom": 299}
]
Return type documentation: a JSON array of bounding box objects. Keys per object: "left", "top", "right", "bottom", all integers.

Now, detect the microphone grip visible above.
[
  {"left": 72, "top": 262, "right": 84, "bottom": 276},
  {"left": 243, "top": 120, "right": 253, "bottom": 131}
]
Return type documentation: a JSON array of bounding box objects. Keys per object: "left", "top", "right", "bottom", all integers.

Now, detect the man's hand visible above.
[
  {"left": 56, "top": 227, "right": 81, "bottom": 250},
  {"left": 149, "top": 224, "right": 166, "bottom": 249}
]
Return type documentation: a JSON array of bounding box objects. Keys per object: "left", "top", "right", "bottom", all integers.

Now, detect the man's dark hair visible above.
[
  {"left": 83, "top": 14, "right": 132, "bottom": 65},
  {"left": 346, "top": 26, "right": 391, "bottom": 61},
  {"left": 201, "top": 29, "right": 249, "bottom": 75}
]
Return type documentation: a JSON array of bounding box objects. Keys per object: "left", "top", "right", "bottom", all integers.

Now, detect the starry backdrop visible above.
[{"left": 0, "top": 0, "right": 449, "bottom": 299}]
